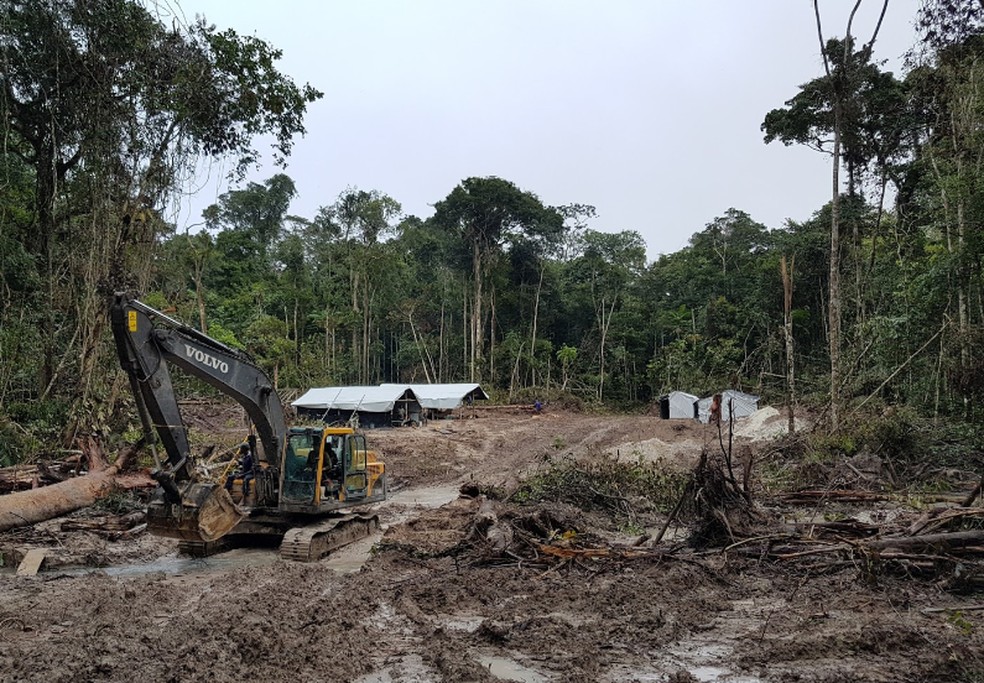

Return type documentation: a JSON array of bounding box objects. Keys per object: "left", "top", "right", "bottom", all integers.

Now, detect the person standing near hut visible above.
[{"left": 709, "top": 393, "right": 722, "bottom": 426}]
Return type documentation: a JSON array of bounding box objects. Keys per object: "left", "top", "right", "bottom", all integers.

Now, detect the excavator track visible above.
[{"left": 280, "top": 513, "right": 381, "bottom": 562}]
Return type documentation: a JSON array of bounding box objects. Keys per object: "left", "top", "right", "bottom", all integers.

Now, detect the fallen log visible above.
[
  {"left": 780, "top": 490, "right": 891, "bottom": 504},
  {"left": 864, "top": 530, "right": 984, "bottom": 552},
  {"left": 60, "top": 510, "right": 146, "bottom": 533},
  {"left": 788, "top": 518, "right": 880, "bottom": 538},
  {"left": 0, "top": 438, "right": 151, "bottom": 533},
  {"left": 921, "top": 604, "right": 984, "bottom": 615},
  {"left": 909, "top": 508, "right": 984, "bottom": 536},
  {"left": 962, "top": 476, "right": 983, "bottom": 507},
  {"left": 0, "top": 458, "right": 81, "bottom": 494}
]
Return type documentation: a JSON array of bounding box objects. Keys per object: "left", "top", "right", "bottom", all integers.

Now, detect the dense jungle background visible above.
[{"left": 3, "top": 0, "right": 984, "bottom": 465}]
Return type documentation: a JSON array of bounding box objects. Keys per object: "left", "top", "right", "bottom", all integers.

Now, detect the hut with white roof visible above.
[{"left": 292, "top": 385, "right": 421, "bottom": 428}]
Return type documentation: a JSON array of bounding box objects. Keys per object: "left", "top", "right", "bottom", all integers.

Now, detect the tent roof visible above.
[
  {"left": 292, "top": 386, "right": 417, "bottom": 413},
  {"left": 380, "top": 383, "right": 488, "bottom": 410},
  {"left": 660, "top": 391, "right": 698, "bottom": 402}
]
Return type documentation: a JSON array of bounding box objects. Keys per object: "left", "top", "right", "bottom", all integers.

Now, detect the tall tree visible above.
[
  {"left": 330, "top": 188, "right": 402, "bottom": 383},
  {"left": 0, "top": 0, "right": 321, "bottom": 427},
  {"left": 908, "top": 6, "right": 984, "bottom": 414},
  {"left": 762, "top": 0, "right": 890, "bottom": 429},
  {"left": 431, "top": 177, "right": 562, "bottom": 382}
]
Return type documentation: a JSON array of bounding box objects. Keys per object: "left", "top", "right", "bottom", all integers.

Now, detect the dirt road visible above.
[{"left": 0, "top": 408, "right": 982, "bottom": 682}]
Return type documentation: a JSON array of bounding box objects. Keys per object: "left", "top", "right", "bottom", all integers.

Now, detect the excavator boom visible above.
[{"left": 110, "top": 294, "right": 286, "bottom": 542}]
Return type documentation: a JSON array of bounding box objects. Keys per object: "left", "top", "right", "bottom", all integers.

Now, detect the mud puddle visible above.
[
  {"left": 24, "top": 485, "right": 464, "bottom": 580},
  {"left": 385, "top": 484, "right": 461, "bottom": 510},
  {"left": 51, "top": 546, "right": 281, "bottom": 578},
  {"left": 479, "top": 655, "right": 550, "bottom": 682}
]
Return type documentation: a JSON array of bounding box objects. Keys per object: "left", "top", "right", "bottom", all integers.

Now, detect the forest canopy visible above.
[{"left": 3, "top": 0, "right": 984, "bottom": 465}]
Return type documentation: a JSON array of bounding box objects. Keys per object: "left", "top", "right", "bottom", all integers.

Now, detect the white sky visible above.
[{"left": 165, "top": 0, "right": 921, "bottom": 261}]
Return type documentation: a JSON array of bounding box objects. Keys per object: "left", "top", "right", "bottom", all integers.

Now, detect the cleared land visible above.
[{"left": 1, "top": 406, "right": 983, "bottom": 683}]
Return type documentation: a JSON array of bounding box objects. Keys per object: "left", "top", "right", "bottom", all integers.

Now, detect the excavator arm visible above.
[{"left": 110, "top": 294, "right": 287, "bottom": 541}]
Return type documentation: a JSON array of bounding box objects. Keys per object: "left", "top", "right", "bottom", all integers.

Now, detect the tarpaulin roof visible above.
[
  {"left": 380, "top": 383, "right": 489, "bottom": 410},
  {"left": 292, "top": 386, "right": 417, "bottom": 413}
]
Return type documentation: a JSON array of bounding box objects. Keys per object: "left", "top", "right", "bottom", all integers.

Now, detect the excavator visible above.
[{"left": 109, "top": 294, "right": 386, "bottom": 561}]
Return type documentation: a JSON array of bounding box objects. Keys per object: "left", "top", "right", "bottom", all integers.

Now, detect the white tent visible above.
[
  {"left": 697, "top": 389, "right": 760, "bottom": 424},
  {"left": 292, "top": 385, "right": 422, "bottom": 428},
  {"left": 659, "top": 391, "right": 698, "bottom": 419},
  {"left": 293, "top": 386, "right": 411, "bottom": 412},
  {"left": 381, "top": 383, "right": 488, "bottom": 411}
]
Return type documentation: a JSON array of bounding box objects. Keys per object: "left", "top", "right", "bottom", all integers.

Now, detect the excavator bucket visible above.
[{"left": 146, "top": 482, "right": 244, "bottom": 542}]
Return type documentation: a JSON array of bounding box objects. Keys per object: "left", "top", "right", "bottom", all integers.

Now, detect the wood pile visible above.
[
  {"left": 0, "top": 437, "right": 154, "bottom": 533},
  {"left": 60, "top": 510, "right": 147, "bottom": 540},
  {"left": 725, "top": 489, "right": 984, "bottom": 590},
  {"left": 0, "top": 457, "right": 85, "bottom": 494},
  {"left": 433, "top": 462, "right": 984, "bottom": 594}
]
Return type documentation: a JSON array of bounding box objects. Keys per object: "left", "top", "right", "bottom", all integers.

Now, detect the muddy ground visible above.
[{"left": 1, "top": 406, "right": 983, "bottom": 682}]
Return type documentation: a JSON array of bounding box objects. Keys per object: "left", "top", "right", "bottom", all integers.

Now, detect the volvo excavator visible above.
[{"left": 110, "top": 294, "right": 386, "bottom": 561}]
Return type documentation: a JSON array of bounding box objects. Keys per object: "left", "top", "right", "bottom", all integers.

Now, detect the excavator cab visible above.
[
  {"left": 279, "top": 426, "right": 386, "bottom": 511},
  {"left": 281, "top": 428, "right": 322, "bottom": 505}
]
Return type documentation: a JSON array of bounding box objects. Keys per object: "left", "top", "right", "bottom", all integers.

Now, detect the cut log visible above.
[
  {"left": 0, "top": 459, "right": 81, "bottom": 494},
  {"left": 780, "top": 490, "right": 891, "bottom": 504},
  {"left": 0, "top": 439, "right": 151, "bottom": 533}
]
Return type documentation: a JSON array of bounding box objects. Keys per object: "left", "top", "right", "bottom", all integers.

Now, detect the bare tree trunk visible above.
[
  {"left": 363, "top": 283, "right": 371, "bottom": 384},
  {"left": 293, "top": 299, "right": 300, "bottom": 367},
  {"left": 508, "top": 341, "right": 524, "bottom": 402},
  {"left": 529, "top": 263, "right": 545, "bottom": 387},
  {"left": 598, "top": 296, "right": 617, "bottom": 402},
  {"left": 490, "top": 288, "right": 496, "bottom": 384},
  {"left": 813, "top": 0, "right": 848, "bottom": 430},
  {"left": 463, "top": 282, "right": 469, "bottom": 381},
  {"left": 828, "top": 107, "right": 844, "bottom": 430},
  {"left": 471, "top": 242, "right": 483, "bottom": 382},
  {"left": 781, "top": 255, "right": 796, "bottom": 434},
  {"left": 439, "top": 295, "right": 446, "bottom": 383},
  {"left": 324, "top": 306, "right": 332, "bottom": 372},
  {"left": 408, "top": 310, "right": 435, "bottom": 383},
  {"left": 351, "top": 265, "right": 360, "bottom": 380}
]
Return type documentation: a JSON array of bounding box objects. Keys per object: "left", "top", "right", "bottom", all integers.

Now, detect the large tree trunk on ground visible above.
[{"left": 0, "top": 439, "right": 151, "bottom": 532}]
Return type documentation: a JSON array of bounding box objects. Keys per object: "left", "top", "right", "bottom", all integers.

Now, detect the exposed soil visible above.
[{"left": 1, "top": 406, "right": 983, "bottom": 682}]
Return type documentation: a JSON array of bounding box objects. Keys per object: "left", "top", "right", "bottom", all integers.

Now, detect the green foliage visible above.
[
  {"left": 6, "top": 1, "right": 984, "bottom": 462},
  {"left": 5, "top": 399, "right": 69, "bottom": 443},
  {"left": 512, "top": 453, "right": 689, "bottom": 519},
  {"left": 0, "top": 418, "right": 38, "bottom": 467},
  {"left": 946, "top": 611, "right": 976, "bottom": 636},
  {"left": 856, "top": 407, "right": 924, "bottom": 461},
  {"left": 91, "top": 486, "right": 143, "bottom": 515},
  {"left": 207, "top": 321, "right": 244, "bottom": 350}
]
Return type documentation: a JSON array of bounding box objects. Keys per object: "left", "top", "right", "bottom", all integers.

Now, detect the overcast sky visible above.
[{"left": 166, "top": 0, "right": 921, "bottom": 261}]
